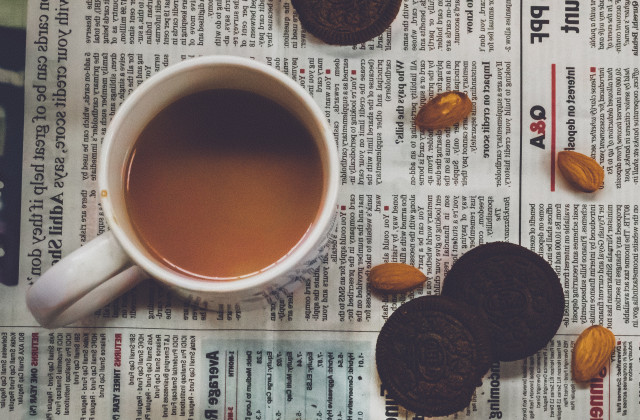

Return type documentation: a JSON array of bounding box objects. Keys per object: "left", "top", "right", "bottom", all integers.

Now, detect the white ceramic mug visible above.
[{"left": 26, "top": 56, "right": 339, "bottom": 328}]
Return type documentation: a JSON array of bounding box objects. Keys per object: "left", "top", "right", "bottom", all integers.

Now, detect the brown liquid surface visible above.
[{"left": 124, "top": 89, "right": 324, "bottom": 279}]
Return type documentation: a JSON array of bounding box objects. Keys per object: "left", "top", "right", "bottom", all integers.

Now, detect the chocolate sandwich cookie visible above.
[
  {"left": 441, "top": 242, "right": 565, "bottom": 362},
  {"left": 291, "top": 0, "right": 402, "bottom": 45},
  {"left": 376, "top": 295, "right": 492, "bottom": 417}
]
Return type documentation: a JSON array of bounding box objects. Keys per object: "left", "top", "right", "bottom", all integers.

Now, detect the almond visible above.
[
  {"left": 572, "top": 325, "right": 616, "bottom": 382},
  {"left": 415, "top": 91, "right": 473, "bottom": 130},
  {"left": 557, "top": 151, "right": 604, "bottom": 192},
  {"left": 368, "top": 263, "right": 426, "bottom": 292}
]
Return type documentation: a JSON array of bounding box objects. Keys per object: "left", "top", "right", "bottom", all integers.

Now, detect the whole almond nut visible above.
[
  {"left": 557, "top": 151, "right": 604, "bottom": 193},
  {"left": 572, "top": 325, "right": 616, "bottom": 382},
  {"left": 368, "top": 263, "right": 426, "bottom": 292},
  {"left": 415, "top": 91, "right": 473, "bottom": 130}
]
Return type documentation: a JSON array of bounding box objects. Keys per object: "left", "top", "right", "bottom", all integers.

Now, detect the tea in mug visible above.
[{"left": 124, "top": 89, "right": 324, "bottom": 279}]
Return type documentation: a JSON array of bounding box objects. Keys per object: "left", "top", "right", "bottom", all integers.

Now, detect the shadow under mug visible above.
[{"left": 26, "top": 55, "right": 339, "bottom": 328}]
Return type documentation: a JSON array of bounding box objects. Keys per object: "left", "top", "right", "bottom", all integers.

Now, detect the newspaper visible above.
[{"left": 1, "top": 0, "right": 639, "bottom": 418}]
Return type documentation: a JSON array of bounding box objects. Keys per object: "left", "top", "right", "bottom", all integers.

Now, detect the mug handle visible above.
[{"left": 26, "top": 231, "right": 148, "bottom": 328}]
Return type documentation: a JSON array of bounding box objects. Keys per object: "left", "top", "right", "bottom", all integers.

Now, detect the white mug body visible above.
[{"left": 27, "top": 56, "right": 339, "bottom": 327}]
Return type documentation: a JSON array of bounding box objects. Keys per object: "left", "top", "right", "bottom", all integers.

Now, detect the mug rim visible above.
[{"left": 98, "top": 55, "right": 338, "bottom": 293}]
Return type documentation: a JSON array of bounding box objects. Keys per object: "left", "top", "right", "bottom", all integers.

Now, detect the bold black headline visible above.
[{"left": 529, "top": 1, "right": 580, "bottom": 43}]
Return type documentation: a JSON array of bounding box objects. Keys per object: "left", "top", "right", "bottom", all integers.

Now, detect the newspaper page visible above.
[{"left": 0, "top": 0, "right": 638, "bottom": 418}]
